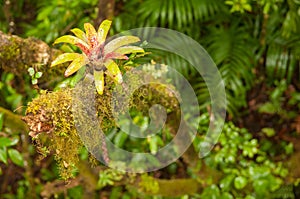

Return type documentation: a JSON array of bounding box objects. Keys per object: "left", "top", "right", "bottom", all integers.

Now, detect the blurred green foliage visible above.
[
  {"left": 0, "top": 0, "right": 300, "bottom": 198},
  {"left": 195, "top": 114, "right": 289, "bottom": 198}
]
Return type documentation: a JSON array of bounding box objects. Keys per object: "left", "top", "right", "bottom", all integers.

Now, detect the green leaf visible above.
[
  {"left": 220, "top": 174, "right": 235, "bottom": 191},
  {"left": 245, "top": 195, "right": 256, "bottom": 199},
  {"left": 201, "top": 184, "right": 220, "bottom": 198},
  {"left": 64, "top": 55, "right": 88, "bottom": 77},
  {"left": 104, "top": 36, "right": 141, "bottom": 55},
  {"left": 10, "top": 137, "right": 19, "bottom": 146},
  {"left": 27, "top": 67, "right": 35, "bottom": 76},
  {"left": 234, "top": 176, "right": 248, "bottom": 190},
  {"left": 98, "top": 20, "right": 112, "bottom": 44},
  {"left": 148, "top": 136, "right": 159, "bottom": 155},
  {"left": 114, "top": 46, "right": 144, "bottom": 55},
  {"left": 104, "top": 60, "right": 122, "bottom": 84},
  {"left": 67, "top": 185, "right": 83, "bottom": 199},
  {"left": 0, "top": 148, "right": 7, "bottom": 164},
  {"left": 253, "top": 179, "right": 269, "bottom": 195},
  {"left": 248, "top": 166, "right": 270, "bottom": 180},
  {"left": 31, "top": 79, "right": 38, "bottom": 85},
  {"left": 35, "top": 72, "right": 43, "bottom": 79},
  {"left": 8, "top": 148, "right": 24, "bottom": 167},
  {"left": 71, "top": 28, "right": 88, "bottom": 42},
  {"left": 84, "top": 23, "right": 97, "bottom": 46},
  {"left": 114, "top": 131, "right": 128, "bottom": 148},
  {"left": 284, "top": 142, "right": 294, "bottom": 155},
  {"left": 94, "top": 70, "right": 104, "bottom": 95},
  {"left": 258, "top": 102, "right": 277, "bottom": 114},
  {"left": 220, "top": 192, "right": 234, "bottom": 199},
  {"left": 53, "top": 35, "right": 89, "bottom": 49},
  {"left": 261, "top": 128, "right": 275, "bottom": 137},
  {"left": 51, "top": 53, "right": 82, "bottom": 67},
  {"left": 0, "top": 137, "right": 16, "bottom": 147}
]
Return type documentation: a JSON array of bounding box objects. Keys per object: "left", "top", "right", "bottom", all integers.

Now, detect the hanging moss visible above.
[
  {"left": 25, "top": 89, "right": 81, "bottom": 179},
  {"left": 23, "top": 68, "right": 185, "bottom": 179}
]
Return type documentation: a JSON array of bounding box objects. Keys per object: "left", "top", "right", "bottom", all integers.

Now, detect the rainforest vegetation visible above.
[{"left": 0, "top": 0, "right": 300, "bottom": 198}]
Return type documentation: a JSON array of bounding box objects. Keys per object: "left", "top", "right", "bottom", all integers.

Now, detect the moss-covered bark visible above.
[
  {"left": 21, "top": 74, "right": 210, "bottom": 195},
  {"left": 0, "top": 31, "right": 65, "bottom": 84}
]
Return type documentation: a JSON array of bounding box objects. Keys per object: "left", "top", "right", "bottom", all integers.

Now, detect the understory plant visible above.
[{"left": 194, "top": 113, "right": 289, "bottom": 198}]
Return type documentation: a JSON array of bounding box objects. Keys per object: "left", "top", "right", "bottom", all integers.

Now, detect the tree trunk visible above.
[{"left": 94, "top": 0, "right": 115, "bottom": 28}]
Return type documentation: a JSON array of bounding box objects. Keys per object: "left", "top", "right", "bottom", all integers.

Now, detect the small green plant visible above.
[
  {"left": 0, "top": 113, "right": 24, "bottom": 169},
  {"left": 194, "top": 114, "right": 289, "bottom": 198},
  {"left": 259, "top": 80, "right": 298, "bottom": 120},
  {"left": 97, "top": 169, "right": 125, "bottom": 189},
  {"left": 27, "top": 67, "right": 43, "bottom": 85},
  {"left": 51, "top": 20, "right": 144, "bottom": 94},
  {"left": 225, "top": 0, "right": 252, "bottom": 13}
]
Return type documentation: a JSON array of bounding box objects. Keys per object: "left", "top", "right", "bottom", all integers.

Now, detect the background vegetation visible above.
[{"left": 0, "top": 0, "right": 300, "bottom": 198}]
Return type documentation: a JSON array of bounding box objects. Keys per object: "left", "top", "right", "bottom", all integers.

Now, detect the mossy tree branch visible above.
[
  {"left": 0, "top": 31, "right": 65, "bottom": 84},
  {"left": 21, "top": 79, "right": 214, "bottom": 196}
]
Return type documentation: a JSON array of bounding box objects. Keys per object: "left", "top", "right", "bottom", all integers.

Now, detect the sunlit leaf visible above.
[
  {"left": 35, "top": 72, "right": 43, "bottom": 78},
  {"left": 64, "top": 55, "right": 88, "bottom": 77},
  {"left": 51, "top": 53, "right": 82, "bottom": 67},
  {"left": 98, "top": 20, "right": 112, "bottom": 44},
  {"left": 114, "top": 46, "right": 145, "bottom": 55},
  {"left": 104, "top": 60, "right": 123, "bottom": 84},
  {"left": 71, "top": 28, "right": 88, "bottom": 42},
  {"left": 32, "top": 79, "right": 38, "bottom": 85},
  {"left": 104, "top": 36, "right": 141, "bottom": 55},
  {"left": 234, "top": 176, "right": 248, "bottom": 189},
  {"left": 0, "top": 137, "right": 15, "bottom": 147},
  {"left": 8, "top": 148, "right": 24, "bottom": 167},
  {"left": 27, "top": 67, "right": 35, "bottom": 76},
  {"left": 84, "top": 23, "right": 97, "bottom": 47},
  {"left": 94, "top": 70, "right": 104, "bottom": 95},
  {"left": 53, "top": 35, "right": 89, "bottom": 49}
]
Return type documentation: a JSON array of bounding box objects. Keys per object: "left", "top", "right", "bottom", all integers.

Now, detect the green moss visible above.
[
  {"left": 27, "top": 89, "right": 81, "bottom": 179},
  {"left": 0, "top": 34, "right": 66, "bottom": 82},
  {"left": 25, "top": 72, "right": 180, "bottom": 179},
  {"left": 0, "top": 37, "right": 21, "bottom": 60}
]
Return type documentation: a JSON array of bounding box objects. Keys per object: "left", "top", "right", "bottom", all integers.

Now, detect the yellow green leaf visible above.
[
  {"left": 71, "top": 28, "right": 88, "bottom": 42},
  {"left": 84, "top": 23, "right": 97, "bottom": 46},
  {"left": 64, "top": 55, "right": 88, "bottom": 77},
  {"left": 94, "top": 70, "right": 104, "bottom": 95},
  {"left": 53, "top": 35, "right": 89, "bottom": 49},
  {"left": 114, "top": 46, "right": 145, "bottom": 55},
  {"left": 104, "top": 60, "right": 122, "bottom": 84},
  {"left": 51, "top": 53, "right": 82, "bottom": 67},
  {"left": 98, "top": 20, "right": 112, "bottom": 44},
  {"left": 104, "top": 36, "right": 141, "bottom": 55}
]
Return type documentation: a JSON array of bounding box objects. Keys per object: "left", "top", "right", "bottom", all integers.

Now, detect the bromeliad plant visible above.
[{"left": 51, "top": 20, "right": 144, "bottom": 94}]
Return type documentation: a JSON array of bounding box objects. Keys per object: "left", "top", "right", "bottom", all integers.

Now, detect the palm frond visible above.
[
  {"left": 264, "top": 6, "right": 300, "bottom": 85},
  {"left": 116, "top": 0, "right": 226, "bottom": 30},
  {"left": 200, "top": 23, "right": 255, "bottom": 115}
]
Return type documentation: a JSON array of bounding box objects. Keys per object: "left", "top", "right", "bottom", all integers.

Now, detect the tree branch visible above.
[{"left": 0, "top": 31, "right": 65, "bottom": 83}]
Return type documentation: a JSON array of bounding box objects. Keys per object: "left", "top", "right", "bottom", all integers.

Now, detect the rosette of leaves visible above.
[{"left": 51, "top": 20, "right": 144, "bottom": 94}]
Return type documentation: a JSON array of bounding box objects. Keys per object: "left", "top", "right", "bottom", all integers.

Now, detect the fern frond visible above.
[{"left": 201, "top": 23, "right": 255, "bottom": 115}]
